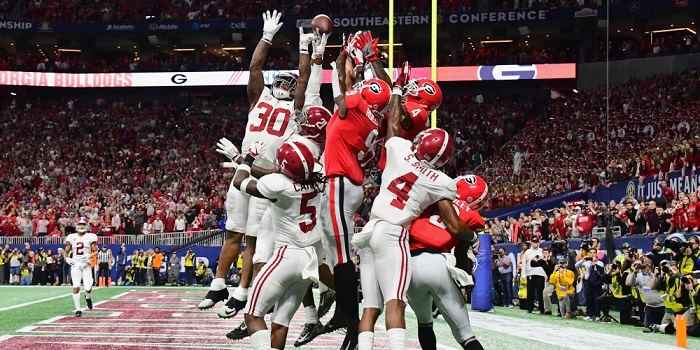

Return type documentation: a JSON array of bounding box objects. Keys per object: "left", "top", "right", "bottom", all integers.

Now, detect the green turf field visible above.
[{"left": 0, "top": 286, "right": 694, "bottom": 349}]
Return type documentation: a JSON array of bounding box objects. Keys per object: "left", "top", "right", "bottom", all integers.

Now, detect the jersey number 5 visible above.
[
  {"left": 75, "top": 242, "right": 84, "bottom": 256},
  {"left": 388, "top": 172, "right": 418, "bottom": 209},
  {"left": 250, "top": 101, "right": 291, "bottom": 137},
  {"left": 299, "top": 192, "right": 318, "bottom": 233}
]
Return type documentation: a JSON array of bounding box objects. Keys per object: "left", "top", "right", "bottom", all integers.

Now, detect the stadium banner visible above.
[
  {"left": 590, "top": 168, "right": 700, "bottom": 204},
  {"left": 0, "top": 64, "right": 575, "bottom": 88}
]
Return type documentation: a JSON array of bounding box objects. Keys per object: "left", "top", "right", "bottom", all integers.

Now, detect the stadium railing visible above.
[{"left": 0, "top": 229, "right": 226, "bottom": 247}]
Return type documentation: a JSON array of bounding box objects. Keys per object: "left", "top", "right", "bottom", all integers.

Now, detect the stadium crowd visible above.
[
  {"left": 490, "top": 232, "right": 700, "bottom": 336},
  {"left": 481, "top": 69, "right": 700, "bottom": 209},
  {"left": 0, "top": 95, "right": 248, "bottom": 238},
  {"left": 0, "top": 242, "right": 220, "bottom": 286}
]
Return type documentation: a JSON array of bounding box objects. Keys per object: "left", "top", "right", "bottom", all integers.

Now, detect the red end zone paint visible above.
[{"left": 1, "top": 289, "right": 422, "bottom": 349}]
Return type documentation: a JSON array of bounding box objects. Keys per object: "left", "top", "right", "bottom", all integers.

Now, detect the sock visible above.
[
  {"left": 85, "top": 290, "right": 92, "bottom": 300},
  {"left": 72, "top": 293, "right": 81, "bottom": 311},
  {"left": 418, "top": 324, "right": 437, "bottom": 350},
  {"left": 333, "top": 262, "right": 359, "bottom": 330},
  {"left": 387, "top": 328, "right": 405, "bottom": 350},
  {"left": 304, "top": 305, "right": 319, "bottom": 324},
  {"left": 358, "top": 331, "right": 374, "bottom": 350},
  {"left": 232, "top": 287, "right": 249, "bottom": 301},
  {"left": 319, "top": 282, "right": 328, "bottom": 293},
  {"left": 250, "top": 329, "right": 271, "bottom": 350},
  {"left": 210, "top": 277, "right": 226, "bottom": 291}
]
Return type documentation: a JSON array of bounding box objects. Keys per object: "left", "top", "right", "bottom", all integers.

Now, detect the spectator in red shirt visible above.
[
  {"left": 575, "top": 209, "right": 596, "bottom": 237},
  {"left": 686, "top": 193, "right": 700, "bottom": 231},
  {"left": 659, "top": 180, "right": 675, "bottom": 209}
]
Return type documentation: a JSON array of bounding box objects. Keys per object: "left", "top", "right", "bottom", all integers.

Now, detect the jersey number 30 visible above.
[
  {"left": 250, "top": 101, "right": 291, "bottom": 137},
  {"left": 388, "top": 172, "right": 418, "bottom": 209},
  {"left": 299, "top": 192, "right": 318, "bottom": 233}
]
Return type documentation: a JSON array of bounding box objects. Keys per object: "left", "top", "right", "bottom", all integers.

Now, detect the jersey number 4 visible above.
[
  {"left": 250, "top": 101, "right": 291, "bottom": 137},
  {"left": 388, "top": 172, "right": 418, "bottom": 209},
  {"left": 299, "top": 192, "right": 318, "bottom": 233}
]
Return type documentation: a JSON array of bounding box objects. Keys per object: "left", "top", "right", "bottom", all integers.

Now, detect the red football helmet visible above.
[
  {"left": 299, "top": 105, "right": 332, "bottom": 144},
  {"left": 276, "top": 141, "right": 316, "bottom": 182},
  {"left": 359, "top": 78, "right": 391, "bottom": 111},
  {"left": 403, "top": 78, "right": 443, "bottom": 111},
  {"left": 456, "top": 175, "right": 489, "bottom": 209},
  {"left": 412, "top": 128, "right": 454, "bottom": 168}
]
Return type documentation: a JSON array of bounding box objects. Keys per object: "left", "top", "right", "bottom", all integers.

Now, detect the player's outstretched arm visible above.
[
  {"left": 295, "top": 27, "right": 313, "bottom": 112},
  {"left": 231, "top": 143, "right": 275, "bottom": 201},
  {"left": 304, "top": 31, "right": 328, "bottom": 109},
  {"left": 334, "top": 38, "right": 349, "bottom": 118},
  {"left": 437, "top": 199, "right": 476, "bottom": 242},
  {"left": 248, "top": 10, "right": 283, "bottom": 109},
  {"left": 385, "top": 87, "right": 401, "bottom": 140}
]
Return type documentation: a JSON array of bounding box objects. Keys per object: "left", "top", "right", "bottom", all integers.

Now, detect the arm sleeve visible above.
[
  {"left": 256, "top": 174, "right": 286, "bottom": 200},
  {"left": 331, "top": 62, "right": 342, "bottom": 100},
  {"left": 304, "top": 64, "right": 323, "bottom": 108}
]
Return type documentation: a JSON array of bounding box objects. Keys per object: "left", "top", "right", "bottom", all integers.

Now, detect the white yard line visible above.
[
  {"left": 110, "top": 291, "right": 131, "bottom": 299},
  {"left": 0, "top": 293, "right": 73, "bottom": 312},
  {"left": 37, "top": 316, "right": 67, "bottom": 324},
  {"left": 0, "top": 335, "right": 14, "bottom": 342},
  {"left": 468, "top": 311, "right": 681, "bottom": 350}
]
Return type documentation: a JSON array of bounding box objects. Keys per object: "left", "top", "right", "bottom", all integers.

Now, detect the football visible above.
[{"left": 311, "top": 14, "right": 333, "bottom": 34}]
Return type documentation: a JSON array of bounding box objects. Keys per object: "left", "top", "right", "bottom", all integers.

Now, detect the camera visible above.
[{"left": 660, "top": 260, "right": 672, "bottom": 274}]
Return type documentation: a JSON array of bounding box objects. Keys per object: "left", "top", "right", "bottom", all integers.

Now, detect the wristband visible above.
[
  {"left": 261, "top": 38, "right": 272, "bottom": 45},
  {"left": 392, "top": 86, "right": 402, "bottom": 96},
  {"left": 239, "top": 178, "right": 253, "bottom": 193},
  {"left": 236, "top": 164, "right": 251, "bottom": 174}
]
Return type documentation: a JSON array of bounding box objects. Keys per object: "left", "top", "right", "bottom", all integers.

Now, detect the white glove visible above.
[
  {"left": 261, "top": 10, "right": 283, "bottom": 43},
  {"left": 246, "top": 141, "right": 265, "bottom": 160},
  {"left": 312, "top": 31, "right": 329, "bottom": 59},
  {"left": 65, "top": 257, "right": 74, "bottom": 266},
  {"left": 215, "top": 137, "right": 240, "bottom": 161},
  {"left": 299, "top": 27, "right": 314, "bottom": 54}
]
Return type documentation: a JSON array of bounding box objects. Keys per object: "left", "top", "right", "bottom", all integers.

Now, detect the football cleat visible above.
[
  {"left": 320, "top": 316, "right": 348, "bottom": 335},
  {"left": 198, "top": 288, "right": 229, "bottom": 310},
  {"left": 225, "top": 321, "right": 249, "bottom": 341},
  {"left": 340, "top": 330, "right": 358, "bottom": 350},
  {"left": 86, "top": 298, "right": 93, "bottom": 310},
  {"left": 317, "top": 290, "right": 336, "bottom": 319},
  {"left": 294, "top": 322, "right": 324, "bottom": 347},
  {"left": 217, "top": 297, "right": 247, "bottom": 319},
  {"left": 74, "top": 310, "right": 82, "bottom": 317}
]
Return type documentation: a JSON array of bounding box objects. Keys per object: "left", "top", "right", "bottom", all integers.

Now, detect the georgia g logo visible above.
[
  {"left": 423, "top": 83, "right": 436, "bottom": 95},
  {"left": 369, "top": 82, "right": 381, "bottom": 94},
  {"left": 463, "top": 175, "right": 477, "bottom": 185}
]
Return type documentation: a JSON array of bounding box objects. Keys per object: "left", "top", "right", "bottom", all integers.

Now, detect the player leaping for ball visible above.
[
  {"left": 230, "top": 139, "right": 326, "bottom": 350},
  {"left": 351, "top": 85, "right": 477, "bottom": 350},
  {"left": 201, "top": 9, "right": 297, "bottom": 312},
  {"left": 406, "top": 175, "right": 488, "bottom": 350},
  {"left": 64, "top": 217, "right": 98, "bottom": 317},
  {"left": 221, "top": 27, "right": 332, "bottom": 341}
]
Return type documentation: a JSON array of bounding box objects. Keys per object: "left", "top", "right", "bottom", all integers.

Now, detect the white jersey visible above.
[
  {"left": 243, "top": 87, "right": 297, "bottom": 162},
  {"left": 370, "top": 137, "right": 457, "bottom": 227},
  {"left": 257, "top": 173, "right": 322, "bottom": 248},
  {"left": 65, "top": 232, "right": 98, "bottom": 265}
]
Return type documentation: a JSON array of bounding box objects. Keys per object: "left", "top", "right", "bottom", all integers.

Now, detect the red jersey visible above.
[
  {"left": 324, "top": 91, "right": 382, "bottom": 185},
  {"left": 409, "top": 202, "right": 485, "bottom": 252},
  {"left": 672, "top": 207, "right": 687, "bottom": 229},
  {"left": 686, "top": 202, "right": 700, "bottom": 228}
]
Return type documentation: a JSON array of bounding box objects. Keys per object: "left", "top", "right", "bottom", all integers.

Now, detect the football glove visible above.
[
  {"left": 215, "top": 137, "right": 240, "bottom": 161},
  {"left": 261, "top": 10, "right": 283, "bottom": 43}
]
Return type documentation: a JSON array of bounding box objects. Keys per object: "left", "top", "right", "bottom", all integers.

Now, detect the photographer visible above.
[
  {"left": 627, "top": 256, "right": 665, "bottom": 328},
  {"left": 549, "top": 257, "right": 576, "bottom": 319},
  {"left": 681, "top": 244, "right": 696, "bottom": 276},
  {"left": 599, "top": 260, "right": 635, "bottom": 324},
  {"left": 575, "top": 249, "right": 605, "bottom": 321},
  {"left": 496, "top": 248, "right": 514, "bottom": 307},
  {"left": 523, "top": 237, "right": 546, "bottom": 314},
  {"left": 531, "top": 248, "right": 556, "bottom": 315},
  {"left": 686, "top": 274, "right": 700, "bottom": 337},
  {"left": 647, "top": 261, "right": 687, "bottom": 334}
]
